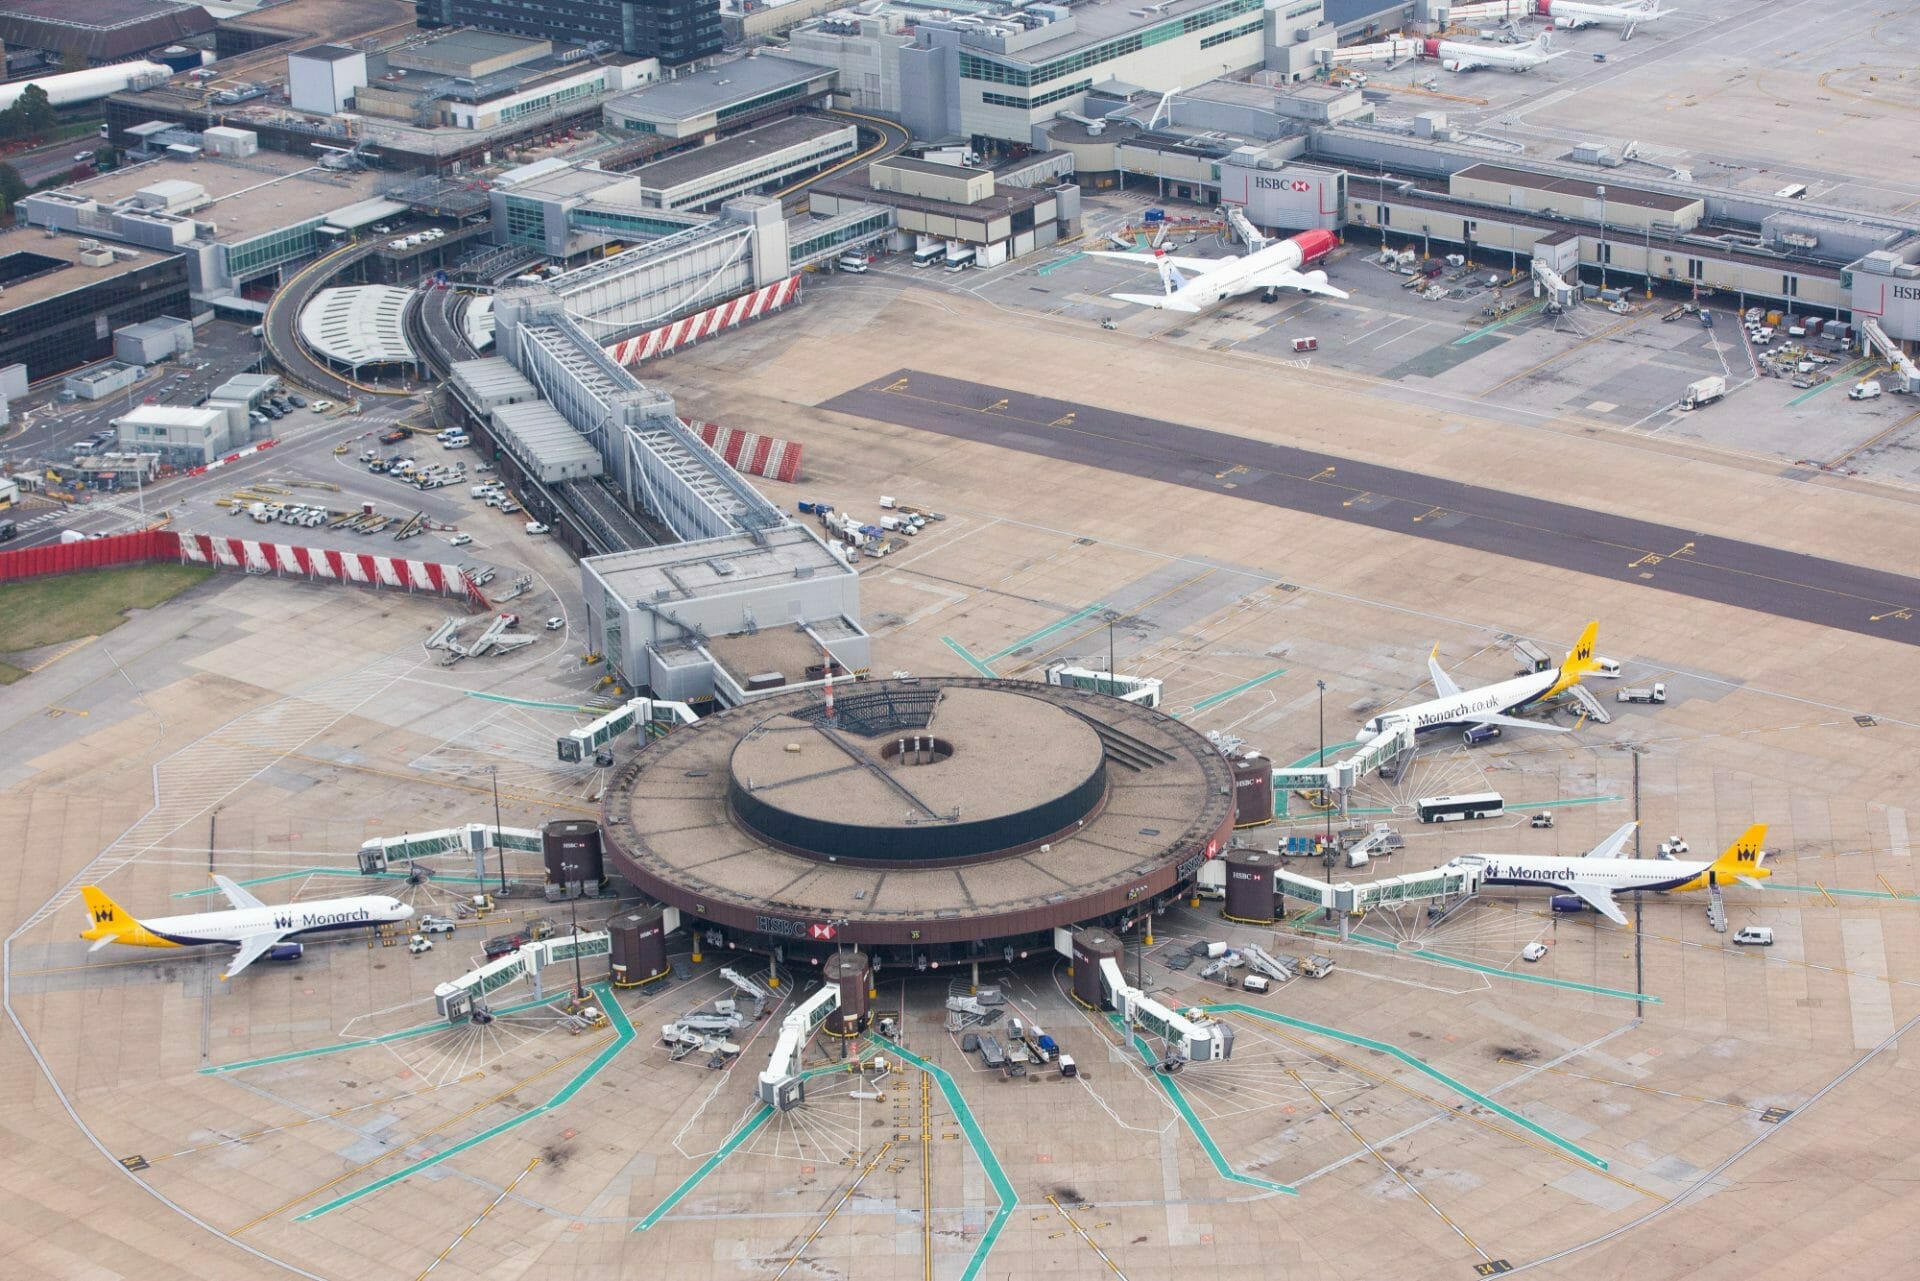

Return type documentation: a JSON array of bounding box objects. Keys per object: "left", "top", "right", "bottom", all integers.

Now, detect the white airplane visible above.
[
  {"left": 1419, "top": 31, "right": 1567, "bottom": 72},
  {"left": 1362, "top": 621, "right": 1601, "bottom": 738},
  {"left": 80, "top": 878, "right": 414, "bottom": 979},
  {"left": 1531, "top": 0, "right": 1669, "bottom": 35},
  {"left": 1446, "top": 822, "right": 1771, "bottom": 924},
  {"left": 1088, "top": 228, "right": 1348, "bottom": 313}
]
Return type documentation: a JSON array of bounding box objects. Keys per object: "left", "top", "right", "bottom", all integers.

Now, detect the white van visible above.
[
  {"left": 442, "top": 434, "right": 470, "bottom": 448},
  {"left": 1732, "top": 926, "right": 1774, "bottom": 947},
  {"left": 1592, "top": 656, "right": 1622, "bottom": 678},
  {"left": 837, "top": 255, "right": 869, "bottom": 273}
]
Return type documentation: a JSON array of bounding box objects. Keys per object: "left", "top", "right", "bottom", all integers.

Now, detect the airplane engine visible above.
[
  {"left": 269, "top": 942, "right": 306, "bottom": 962},
  {"left": 1559, "top": 14, "right": 1589, "bottom": 26},
  {"left": 1441, "top": 58, "right": 1477, "bottom": 72},
  {"left": 1302, "top": 270, "right": 1330, "bottom": 288}
]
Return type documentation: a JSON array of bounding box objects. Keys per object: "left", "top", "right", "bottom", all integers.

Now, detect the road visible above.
[
  {"left": 262, "top": 240, "right": 390, "bottom": 401},
  {"left": 821, "top": 369, "right": 1920, "bottom": 648}
]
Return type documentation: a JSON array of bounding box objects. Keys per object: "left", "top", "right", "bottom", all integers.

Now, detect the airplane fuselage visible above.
[
  {"left": 1422, "top": 37, "right": 1558, "bottom": 70},
  {"left": 1533, "top": 0, "right": 1666, "bottom": 29},
  {"left": 98, "top": 896, "right": 413, "bottom": 949},
  {"left": 1162, "top": 230, "right": 1338, "bottom": 308},
  {"left": 1451, "top": 853, "right": 1718, "bottom": 897},
  {"left": 1366, "top": 668, "right": 1558, "bottom": 737}
]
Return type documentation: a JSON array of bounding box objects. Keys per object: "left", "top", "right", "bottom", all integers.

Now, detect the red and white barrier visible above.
[
  {"left": 0, "top": 529, "right": 488, "bottom": 609},
  {"left": 604, "top": 275, "right": 802, "bottom": 366},
  {"left": 685, "top": 419, "right": 803, "bottom": 484}
]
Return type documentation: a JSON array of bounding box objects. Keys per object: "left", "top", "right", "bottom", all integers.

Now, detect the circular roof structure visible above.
[
  {"left": 298, "top": 285, "right": 416, "bottom": 371},
  {"left": 603, "top": 678, "right": 1237, "bottom": 946}
]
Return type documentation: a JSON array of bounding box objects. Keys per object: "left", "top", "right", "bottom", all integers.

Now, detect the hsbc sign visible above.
[
  {"left": 1253, "top": 176, "right": 1314, "bottom": 192},
  {"left": 808, "top": 922, "right": 838, "bottom": 942}
]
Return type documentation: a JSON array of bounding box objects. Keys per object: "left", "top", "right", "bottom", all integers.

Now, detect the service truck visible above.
[
  {"left": 1616, "top": 682, "right": 1667, "bottom": 704},
  {"left": 1679, "top": 376, "right": 1728, "bottom": 411}
]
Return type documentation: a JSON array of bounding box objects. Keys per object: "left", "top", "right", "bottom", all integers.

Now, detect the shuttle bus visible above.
[{"left": 1416, "top": 792, "right": 1505, "bottom": 823}]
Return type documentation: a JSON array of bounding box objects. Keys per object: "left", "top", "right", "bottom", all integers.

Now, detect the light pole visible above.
[
  {"left": 1106, "top": 609, "right": 1118, "bottom": 688},
  {"left": 561, "top": 860, "right": 585, "bottom": 999},
  {"left": 1596, "top": 185, "right": 1608, "bottom": 291},
  {"left": 1317, "top": 679, "right": 1332, "bottom": 887},
  {"left": 490, "top": 764, "right": 507, "bottom": 895}
]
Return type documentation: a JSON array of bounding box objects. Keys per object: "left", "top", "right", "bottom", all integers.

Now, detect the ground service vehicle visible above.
[
  {"left": 1733, "top": 926, "right": 1774, "bottom": 946},
  {"left": 1617, "top": 683, "right": 1667, "bottom": 704},
  {"left": 1416, "top": 792, "right": 1506, "bottom": 823},
  {"left": 1521, "top": 942, "right": 1548, "bottom": 962},
  {"left": 1679, "top": 376, "right": 1728, "bottom": 410},
  {"left": 837, "top": 255, "right": 869, "bottom": 273}
]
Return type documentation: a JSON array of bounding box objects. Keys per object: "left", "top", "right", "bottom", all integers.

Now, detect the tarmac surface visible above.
[{"left": 824, "top": 369, "right": 1920, "bottom": 647}]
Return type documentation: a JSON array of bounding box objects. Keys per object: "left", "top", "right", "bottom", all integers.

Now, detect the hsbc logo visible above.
[
  {"left": 808, "top": 922, "right": 838, "bottom": 942},
  {"left": 1894, "top": 284, "right": 1920, "bottom": 301},
  {"left": 1253, "top": 177, "right": 1314, "bottom": 192}
]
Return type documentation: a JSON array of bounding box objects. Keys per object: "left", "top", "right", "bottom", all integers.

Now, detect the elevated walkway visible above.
[{"left": 432, "top": 930, "right": 612, "bottom": 1021}]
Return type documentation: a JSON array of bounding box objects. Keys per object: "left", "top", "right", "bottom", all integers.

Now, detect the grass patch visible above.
[
  {"left": 0, "top": 658, "right": 26, "bottom": 685},
  {"left": 0, "top": 563, "right": 214, "bottom": 656}
]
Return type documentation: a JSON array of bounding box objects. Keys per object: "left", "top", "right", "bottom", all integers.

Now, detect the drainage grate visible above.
[{"left": 1856, "top": 715, "right": 1877, "bottom": 727}]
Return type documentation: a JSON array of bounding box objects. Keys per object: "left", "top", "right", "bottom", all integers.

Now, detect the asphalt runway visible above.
[{"left": 821, "top": 369, "right": 1920, "bottom": 648}]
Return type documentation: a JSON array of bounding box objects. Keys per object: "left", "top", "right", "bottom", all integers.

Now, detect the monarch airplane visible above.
[
  {"left": 1445, "top": 822, "right": 1771, "bottom": 924},
  {"left": 1363, "top": 621, "right": 1602, "bottom": 738},
  {"left": 79, "top": 878, "right": 415, "bottom": 979}
]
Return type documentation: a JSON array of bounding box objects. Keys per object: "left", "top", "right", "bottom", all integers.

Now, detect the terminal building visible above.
[
  {"left": 623, "top": 116, "right": 859, "bottom": 212},
  {"left": 602, "top": 56, "right": 837, "bottom": 142},
  {"left": 19, "top": 146, "right": 391, "bottom": 311},
  {"left": 0, "top": 232, "right": 190, "bottom": 381},
  {"left": 415, "top": 0, "right": 723, "bottom": 66}
]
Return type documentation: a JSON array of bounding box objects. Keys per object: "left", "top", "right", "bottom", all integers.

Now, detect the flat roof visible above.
[
  {"left": 604, "top": 55, "right": 830, "bottom": 124},
  {"left": 586, "top": 524, "right": 846, "bottom": 603},
  {"left": 292, "top": 43, "right": 362, "bottom": 63},
  {"left": 0, "top": 0, "right": 212, "bottom": 61},
  {"left": 876, "top": 155, "right": 987, "bottom": 180},
  {"left": 489, "top": 400, "right": 604, "bottom": 476},
  {"left": 388, "top": 29, "right": 545, "bottom": 67},
  {"left": 1455, "top": 163, "right": 1701, "bottom": 214},
  {"left": 631, "top": 116, "right": 853, "bottom": 191},
  {"left": 504, "top": 165, "right": 635, "bottom": 202},
  {"left": 0, "top": 232, "right": 171, "bottom": 310},
  {"left": 971, "top": 0, "right": 1240, "bottom": 64},
  {"left": 814, "top": 169, "right": 1055, "bottom": 221},
  {"left": 50, "top": 153, "right": 387, "bottom": 243}
]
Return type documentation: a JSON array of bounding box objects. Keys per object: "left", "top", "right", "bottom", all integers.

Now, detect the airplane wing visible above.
[
  {"left": 1427, "top": 645, "right": 1463, "bottom": 698},
  {"left": 1565, "top": 881, "right": 1630, "bottom": 925},
  {"left": 213, "top": 874, "right": 265, "bottom": 911},
  {"left": 1247, "top": 267, "right": 1350, "bottom": 299},
  {"left": 221, "top": 930, "right": 289, "bottom": 981},
  {"left": 1114, "top": 292, "right": 1202, "bottom": 312},
  {"left": 1735, "top": 874, "right": 1768, "bottom": 890},
  {"left": 1582, "top": 822, "right": 1638, "bottom": 860},
  {"left": 1085, "top": 251, "right": 1219, "bottom": 273},
  {"left": 1463, "top": 710, "right": 1573, "bottom": 734}
]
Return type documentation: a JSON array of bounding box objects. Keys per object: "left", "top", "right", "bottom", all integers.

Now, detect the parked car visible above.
[
  {"left": 407, "top": 934, "right": 433, "bottom": 954},
  {"left": 449, "top": 532, "right": 472, "bottom": 546},
  {"left": 483, "top": 932, "right": 530, "bottom": 959},
  {"left": 311, "top": 399, "right": 333, "bottom": 412},
  {"left": 288, "top": 394, "right": 308, "bottom": 408},
  {"left": 1732, "top": 926, "right": 1774, "bottom": 947},
  {"left": 525, "top": 521, "right": 551, "bottom": 535}
]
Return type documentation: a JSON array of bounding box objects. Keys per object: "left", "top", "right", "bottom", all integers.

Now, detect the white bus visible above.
[
  {"left": 1416, "top": 792, "right": 1505, "bottom": 823},
  {"left": 912, "top": 244, "right": 946, "bottom": 268}
]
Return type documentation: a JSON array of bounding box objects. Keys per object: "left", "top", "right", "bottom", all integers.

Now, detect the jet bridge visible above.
[
  {"left": 432, "top": 930, "right": 611, "bottom": 1021},
  {"left": 556, "top": 695, "right": 698, "bottom": 763},
  {"left": 1096, "top": 955, "right": 1233, "bottom": 1061},
  {"left": 757, "top": 982, "right": 841, "bottom": 1110},
  {"left": 357, "top": 822, "right": 545, "bottom": 876},
  {"left": 1269, "top": 720, "right": 1416, "bottom": 812}
]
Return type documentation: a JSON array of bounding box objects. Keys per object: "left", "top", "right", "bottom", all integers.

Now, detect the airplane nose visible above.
[{"left": 399, "top": 903, "right": 415, "bottom": 917}]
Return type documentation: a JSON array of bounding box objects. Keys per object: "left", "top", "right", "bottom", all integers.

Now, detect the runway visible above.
[{"left": 821, "top": 370, "right": 1920, "bottom": 648}]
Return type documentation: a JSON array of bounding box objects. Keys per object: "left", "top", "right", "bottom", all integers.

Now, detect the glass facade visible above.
[
  {"left": 982, "top": 79, "right": 1093, "bottom": 110},
  {"left": 788, "top": 210, "right": 892, "bottom": 263},
  {"left": 572, "top": 207, "right": 695, "bottom": 239},
  {"left": 414, "top": 0, "right": 720, "bottom": 65},
  {"left": 224, "top": 219, "right": 326, "bottom": 282},
  {"left": 959, "top": 0, "right": 1264, "bottom": 88},
  {"left": 503, "top": 196, "right": 548, "bottom": 248},
  {"left": 0, "top": 257, "right": 191, "bottom": 381}
]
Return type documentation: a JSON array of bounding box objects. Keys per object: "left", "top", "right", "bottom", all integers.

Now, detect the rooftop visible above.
[
  {"left": 299, "top": 286, "right": 414, "bottom": 368},
  {"left": 961, "top": 0, "right": 1245, "bottom": 65},
  {"left": 603, "top": 54, "right": 830, "bottom": 124},
  {"left": 1455, "top": 163, "right": 1703, "bottom": 214},
  {"left": 48, "top": 152, "right": 387, "bottom": 244},
  {"left": 629, "top": 116, "right": 853, "bottom": 192},
  {"left": 0, "top": 233, "right": 172, "bottom": 311},
  {"left": 0, "top": 0, "right": 212, "bottom": 61},
  {"left": 585, "top": 525, "right": 847, "bottom": 605},
  {"left": 489, "top": 400, "right": 604, "bottom": 477},
  {"left": 875, "top": 155, "right": 985, "bottom": 180},
  {"left": 388, "top": 29, "right": 548, "bottom": 72},
  {"left": 814, "top": 168, "right": 1056, "bottom": 220},
  {"left": 292, "top": 42, "right": 362, "bottom": 63}
]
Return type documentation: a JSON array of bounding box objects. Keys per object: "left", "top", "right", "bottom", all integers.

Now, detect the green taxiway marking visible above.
[
  {"left": 463, "top": 691, "right": 600, "bottom": 712},
  {"left": 1114, "top": 1019, "right": 1296, "bottom": 1196},
  {"left": 636, "top": 1104, "right": 776, "bottom": 1231},
  {"left": 634, "top": 1059, "right": 858, "bottom": 1232},
  {"left": 1301, "top": 924, "right": 1659, "bottom": 1005},
  {"left": 294, "top": 984, "right": 635, "bottom": 1220},
  {"left": 1786, "top": 359, "right": 1875, "bottom": 407},
  {"left": 982, "top": 602, "right": 1108, "bottom": 663},
  {"left": 941, "top": 635, "right": 997, "bottom": 678},
  {"left": 1037, "top": 252, "right": 1087, "bottom": 276},
  {"left": 1764, "top": 881, "right": 1911, "bottom": 902},
  {"left": 1215, "top": 1003, "right": 1611, "bottom": 1169},
  {"left": 201, "top": 994, "right": 564, "bottom": 1074},
  {"left": 871, "top": 1035, "right": 1017, "bottom": 1281},
  {"left": 173, "top": 867, "right": 498, "bottom": 899},
  {"left": 1453, "top": 299, "right": 1546, "bottom": 345},
  {"left": 1184, "top": 668, "right": 1288, "bottom": 715}
]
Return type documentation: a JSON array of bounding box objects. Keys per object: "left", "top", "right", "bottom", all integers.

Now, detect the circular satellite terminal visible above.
[{"left": 603, "top": 678, "right": 1236, "bottom": 948}]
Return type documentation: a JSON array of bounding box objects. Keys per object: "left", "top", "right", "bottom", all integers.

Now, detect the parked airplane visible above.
[
  {"left": 1531, "top": 0, "right": 1669, "bottom": 35},
  {"left": 1362, "top": 621, "right": 1602, "bottom": 738},
  {"left": 79, "top": 878, "right": 415, "bottom": 979},
  {"left": 1089, "top": 229, "right": 1348, "bottom": 312},
  {"left": 1421, "top": 31, "right": 1566, "bottom": 72},
  {"left": 1447, "top": 822, "right": 1771, "bottom": 924}
]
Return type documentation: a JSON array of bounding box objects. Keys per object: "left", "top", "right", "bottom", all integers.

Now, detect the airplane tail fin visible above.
[
  {"left": 1543, "top": 620, "right": 1601, "bottom": 697},
  {"left": 1152, "top": 248, "right": 1187, "bottom": 296},
  {"left": 1710, "top": 823, "right": 1770, "bottom": 883},
  {"left": 80, "top": 885, "right": 139, "bottom": 949}
]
